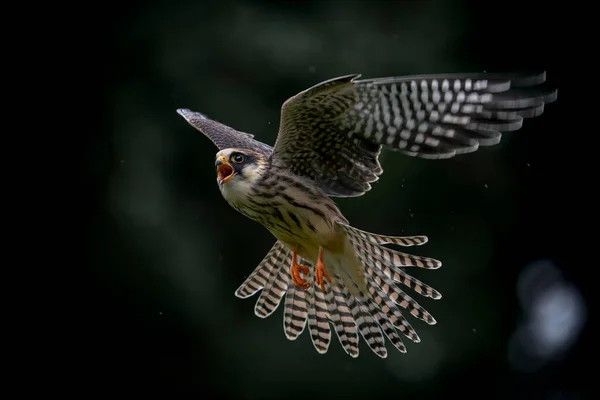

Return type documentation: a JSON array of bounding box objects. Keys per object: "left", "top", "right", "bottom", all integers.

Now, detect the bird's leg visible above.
[
  {"left": 290, "top": 251, "right": 310, "bottom": 290},
  {"left": 315, "top": 247, "right": 332, "bottom": 292}
]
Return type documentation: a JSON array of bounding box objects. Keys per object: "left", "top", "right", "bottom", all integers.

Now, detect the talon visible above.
[
  {"left": 316, "top": 247, "right": 331, "bottom": 292},
  {"left": 290, "top": 252, "right": 310, "bottom": 290}
]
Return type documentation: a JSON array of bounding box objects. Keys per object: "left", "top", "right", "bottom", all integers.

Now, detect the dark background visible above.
[{"left": 89, "top": 0, "right": 588, "bottom": 398}]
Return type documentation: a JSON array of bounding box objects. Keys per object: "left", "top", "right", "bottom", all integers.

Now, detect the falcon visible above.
[{"left": 177, "top": 71, "right": 557, "bottom": 358}]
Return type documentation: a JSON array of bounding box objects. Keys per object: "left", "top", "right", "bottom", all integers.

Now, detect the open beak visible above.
[{"left": 215, "top": 156, "right": 234, "bottom": 184}]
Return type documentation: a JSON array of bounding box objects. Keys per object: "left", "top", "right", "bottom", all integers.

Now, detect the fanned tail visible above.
[{"left": 234, "top": 224, "right": 442, "bottom": 358}]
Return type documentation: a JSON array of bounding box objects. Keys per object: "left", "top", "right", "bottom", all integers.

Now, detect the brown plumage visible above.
[{"left": 177, "top": 71, "right": 557, "bottom": 358}]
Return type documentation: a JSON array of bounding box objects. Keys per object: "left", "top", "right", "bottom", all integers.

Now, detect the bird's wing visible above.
[
  {"left": 177, "top": 108, "right": 273, "bottom": 156},
  {"left": 269, "top": 72, "right": 557, "bottom": 197}
]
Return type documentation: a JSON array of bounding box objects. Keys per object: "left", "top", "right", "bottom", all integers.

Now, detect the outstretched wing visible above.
[
  {"left": 269, "top": 72, "right": 557, "bottom": 197},
  {"left": 177, "top": 108, "right": 273, "bottom": 156}
]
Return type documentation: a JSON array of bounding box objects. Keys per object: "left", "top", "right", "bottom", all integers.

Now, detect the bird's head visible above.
[{"left": 214, "top": 148, "right": 268, "bottom": 191}]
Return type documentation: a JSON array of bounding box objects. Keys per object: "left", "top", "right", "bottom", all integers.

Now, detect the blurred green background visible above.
[{"left": 90, "top": 0, "right": 586, "bottom": 398}]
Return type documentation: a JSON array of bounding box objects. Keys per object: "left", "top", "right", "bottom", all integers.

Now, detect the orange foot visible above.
[
  {"left": 290, "top": 252, "right": 310, "bottom": 290},
  {"left": 316, "top": 247, "right": 332, "bottom": 292}
]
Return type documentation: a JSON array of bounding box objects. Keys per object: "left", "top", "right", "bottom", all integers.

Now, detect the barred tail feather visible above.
[
  {"left": 253, "top": 245, "right": 290, "bottom": 318},
  {"left": 283, "top": 282, "right": 309, "bottom": 340},
  {"left": 338, "top": 222, "right": 442, "bottom": 269},
  {"left": 339, "top": 224, "right": 429, "bottom": 247},
  {"left": 329, "top": 282, "right": 360, "bottom": 357},
  {"left": 283, "top": 256, "right": 313, "bottom": 340},
  {"left": 307, "top": 283, "right": 332, "bottom": 354},
  {"left": 235, "top": 241, "right": 286, "bottom": 299},
  {"left": 254, "top": 266, "right": 289, "bottom": 318}
]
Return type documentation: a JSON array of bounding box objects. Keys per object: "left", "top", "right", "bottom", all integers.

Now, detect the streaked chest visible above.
[{"left": 221, "top": 173, "right": 344, "bottom": 244}]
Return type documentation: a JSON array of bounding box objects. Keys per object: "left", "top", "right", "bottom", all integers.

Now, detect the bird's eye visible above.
[{"left": 232, "top": 154, "right": 244, "bottom": 164}]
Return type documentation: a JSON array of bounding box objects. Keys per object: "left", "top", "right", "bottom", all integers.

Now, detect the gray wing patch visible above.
[{"left": 177, "top": 108, "right": 273, "bottom": 156}]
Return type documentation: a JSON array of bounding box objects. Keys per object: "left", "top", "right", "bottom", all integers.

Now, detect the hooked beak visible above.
[{"left": 215, "top": 156, "right": 234, "bottom": 184}]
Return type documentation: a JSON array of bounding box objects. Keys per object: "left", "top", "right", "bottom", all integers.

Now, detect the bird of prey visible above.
[{"left": 177, "top": 71, "right": 557, "bottom": 358}]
